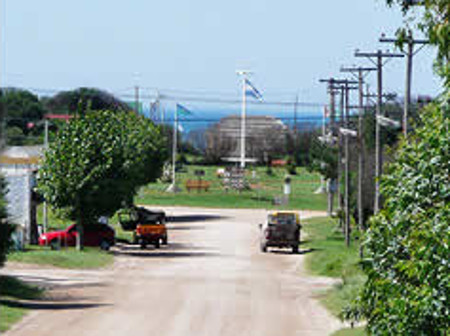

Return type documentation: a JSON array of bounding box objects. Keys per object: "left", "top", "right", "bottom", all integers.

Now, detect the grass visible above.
[
  {"left": 8, "top": 245, "right": 114, "bottom": 269},
  {"left": 136, "top": 165, "right": 327, "bottom": 210},
  {"left": 0, "top": 276, "right": 44, "bottom": 332},
  {"left": 302, "top": 216, "right": 367, "bottom": 335},
  {"left": 331, "top": 327, "right": 366, "bottom": 336}
]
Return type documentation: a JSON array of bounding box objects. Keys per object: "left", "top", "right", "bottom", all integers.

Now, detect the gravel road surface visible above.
[{"left": 3, "top": 207, "right": 343, "bottom": 336}]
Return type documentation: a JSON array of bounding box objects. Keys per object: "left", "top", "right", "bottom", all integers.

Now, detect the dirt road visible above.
[{"left": 3, "top": 207, "right": 343, "bottom": 336}]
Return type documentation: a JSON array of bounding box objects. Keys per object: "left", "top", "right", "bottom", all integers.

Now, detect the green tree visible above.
[
  {"left": 386, "top": 0, "right": 449, "bottom": 84},
  {"left": 45, "top": 88, "right": 130, "bottom": 116},
  {"left": 0, "top": 88, "right": 47, "bottom": 145},
  {"left": 344, "top": 101, "right": 449, "bottom": 335},
  {"left": 38, "top": 110, "right": 167, "bottom": 249},
  {"left": 0, "top": 175, "right": 14, "bottom": 267}
]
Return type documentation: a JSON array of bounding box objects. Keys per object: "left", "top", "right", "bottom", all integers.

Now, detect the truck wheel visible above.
[
  {"left": 100, "top": 240, "right": 111, "bottom": 251},
  {"left": 154, "top": 240, "right": 160, "bottom": 249},
  {"left": 292, "top": 245, "right": 299, "bottom": 254},
  {"left": 140, "top": 240, "right": 147, "bottom": 249},
  {"left": 50, "top": 240, "right": 60, "bottom": 251},
  {"left": 162, "top": 236, "right": 168, "bottom": 245}
]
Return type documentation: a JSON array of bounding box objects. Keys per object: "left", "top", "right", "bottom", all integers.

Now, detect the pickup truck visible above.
[
  {"left": 118, "top": 206, "right": 168, "bottom": 249},
  {"left": 259, "top": 211, "right": 301, "bottom": 254}
]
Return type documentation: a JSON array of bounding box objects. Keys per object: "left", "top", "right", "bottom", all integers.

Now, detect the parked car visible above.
[
  {"left": 118, "top": 206, "right": 168, "bottom": 249},
  {"left": 38, "top": 223, "right": 115, "bottom": 250},
  {"left": 259, "top": 211, "right": 301, "bottom": 254}
]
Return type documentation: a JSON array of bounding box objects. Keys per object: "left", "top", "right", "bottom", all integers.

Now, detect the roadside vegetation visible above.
[
  {"left": 302, "top": 216, "right": 366, "bottom": 336},
  {"left": 8, "top": 245, "right": 114, "bottom": 269},
  {"left": 0, "top": 276, "right": 44, "bottom": 332}
]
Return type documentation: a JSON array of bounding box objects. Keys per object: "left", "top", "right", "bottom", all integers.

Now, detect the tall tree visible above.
[
  {"left": 45, "top": 88, "right": 131, "bottom": 116},
  {"left": 38, "top": 110, "right": 167, "bottom": 249}
]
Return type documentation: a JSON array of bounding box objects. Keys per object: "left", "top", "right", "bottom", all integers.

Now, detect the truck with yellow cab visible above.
[{"left": 118, "top": 206, "right": 168, "bottom": 249}]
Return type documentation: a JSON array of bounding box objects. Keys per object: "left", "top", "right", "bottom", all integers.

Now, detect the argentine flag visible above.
[{"left": 245, "top": 79, "right": 263, "bottom": 101}]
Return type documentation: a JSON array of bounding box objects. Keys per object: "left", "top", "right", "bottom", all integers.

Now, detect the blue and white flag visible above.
[
  {"left": 176, "top": 104, "right": 193, "bottom": 116},
  {"left": 245, "top": 79, "right": 263, "bottom": 101}
]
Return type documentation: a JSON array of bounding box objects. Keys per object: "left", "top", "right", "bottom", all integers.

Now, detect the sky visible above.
[{"left": 1, "top": 0, "right": 442, "bottom": 109}]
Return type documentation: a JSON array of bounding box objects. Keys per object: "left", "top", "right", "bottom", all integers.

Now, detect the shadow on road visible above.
[
  {"left": 0, "top": 299, "right": 111, "bottom": 310},
  {"left": 168, "top": 214, "right": 227, "bottom": 223},
  {"left": 269, "top": 248, "right": 318, "bottom": 255},
  {"left": 116, "top": 251, "right": 221, "bottom": 258},
  {"left": 168, "top": 225, "right": 207, "bottom": 231}
]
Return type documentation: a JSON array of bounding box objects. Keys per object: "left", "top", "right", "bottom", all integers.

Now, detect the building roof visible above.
[{"left": 0, "top": 146, "right": 43, "bottom": 165}]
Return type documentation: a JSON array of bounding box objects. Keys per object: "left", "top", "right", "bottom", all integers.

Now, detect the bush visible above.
[{"left": 343, "top": 101, "right": 449, "bottom": 335}]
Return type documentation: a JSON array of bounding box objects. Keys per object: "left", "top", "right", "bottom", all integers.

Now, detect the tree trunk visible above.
[{"left": 76, "top": 214, "right": 84, "bottom": 251}]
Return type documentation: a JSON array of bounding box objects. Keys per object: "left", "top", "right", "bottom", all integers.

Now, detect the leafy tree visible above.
[
  {"left": 45, "top": 88, "right": 130, "bottom": 116},
  {"left": 344, "top": 101, "right": 449, "bottom": 335},
  {"left": 0, "top": 175, "right": 14, "bottom": 267},
  {"left": 38, "top": 110, "right": 167, "bottom": 249},
  {"left": 0, "top": 88, "right": 47, "bottom": 145},
  {"left": 386, "top": 0, "right": 449, "bottom": 84}
]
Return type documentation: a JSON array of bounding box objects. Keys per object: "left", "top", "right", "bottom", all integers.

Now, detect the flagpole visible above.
[
  {"left": 239, "top": 73, "right": 248, "bottom": 169},
  {"left": 172, "top": 106, "right": 178, "bottom": 191}
]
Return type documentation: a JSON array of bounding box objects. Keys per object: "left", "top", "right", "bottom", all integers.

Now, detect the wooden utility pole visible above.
[
  {"left": 341, "top": 66, "right": 376, "bottom": 236},
  {"left": 319, "top": 78, "right": 338, "bottom": 216},
  {"left": 355, "top": 50, "right": 403, "bottom": 214},
  {"left": 342, "top": 81, "right": 358, "bottom": 247},
  {"left": 380, "top": 32, "right": 429, "bottom": 137},
  {"left": 134, "top": 85, "right": 140, "bottom": 114}
]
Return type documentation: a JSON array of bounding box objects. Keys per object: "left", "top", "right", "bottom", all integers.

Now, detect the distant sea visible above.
[{"left": 142, "top": 108, "right": 324, "bottom": 135}]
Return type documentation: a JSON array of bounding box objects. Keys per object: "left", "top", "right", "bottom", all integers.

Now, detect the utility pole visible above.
[
  {"left": 341, "top": 81, "right": 358, "bottom": 247},
  {"left": 293, "top": 93, "right": 298, "bottom": 163},
  {"left": 380, "top": 32, "right": 429, "bottom": 137},
  {"left": 341, "top": 66, "right": 377, "bottom": 238},
  {"left": 355, "top": 50, "right": 403, "bottom": 214},
  {"left": 319, "top": 78, "right": 338, "bottom": 216},
  {"left": 134, "top": 85, "right": 140, "bottom": 114}
]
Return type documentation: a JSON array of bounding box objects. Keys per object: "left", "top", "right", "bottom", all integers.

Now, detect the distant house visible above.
[
  {"left": 0, "top": 146, "right": 43, "bottom": 246},
  {"left": 205, "top": 115, "right": 288, "bottom": 164}
]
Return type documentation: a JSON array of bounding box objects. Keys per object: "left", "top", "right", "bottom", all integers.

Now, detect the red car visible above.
[{"left": 38, "top": 223, "right": 115, "bottom": 250}]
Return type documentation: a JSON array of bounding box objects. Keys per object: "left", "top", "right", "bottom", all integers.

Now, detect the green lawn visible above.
[
  {"left": 302, "top": 216, "right": 367, "bottom": 336},
  {"left": 136, "top": 165, "right": 327, "bottom": 210},
  {"left": 0, "top": 276, "right": 43, "bottom": 332},
  {"left": 8, "top": 245, "right": 114, "bottom": 269},
  {"left": 331, "top": 327, "right": 366, "bottom": 336}
]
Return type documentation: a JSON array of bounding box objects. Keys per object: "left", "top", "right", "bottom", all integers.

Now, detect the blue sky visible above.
[{"left": 1, "top": 0, "right": 441, "bottom": 106}]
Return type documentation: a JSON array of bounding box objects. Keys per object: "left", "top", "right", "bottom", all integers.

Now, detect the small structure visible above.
[{"left": 0, "top": 146, "right": 43, "bottom": 246}]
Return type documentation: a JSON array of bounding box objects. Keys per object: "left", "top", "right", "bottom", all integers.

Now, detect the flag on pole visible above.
[
  {"left": 245, "top": 79, "right": 263, "bottom": 101},
  {"left": 324, "top": 105, "right": 329, "bottom": 118},
  {"left": 176, "top": 104, "right": 193, "bottom": 117}
]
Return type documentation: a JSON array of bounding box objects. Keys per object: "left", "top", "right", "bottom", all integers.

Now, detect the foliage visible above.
[
  {"left": 386, "top": 0, "right": 449, "bottom": 84},
  {"left": 0, "top": 88, "right": 47, "bottom": 145},
  {"left": 308, "top": 132, "right": 338, "bottom": 180},
  {"left": 38, "top": 109, "right": 167, "bottom": 229},
  {"left": 343, "top": 102, "right": 449, "bottom": 335},
  {"left": 45, "top": 87, "right": 130, "bottom": 116},
  {"left": 0, "top": 175, "right": 14, "bottom": 267}
]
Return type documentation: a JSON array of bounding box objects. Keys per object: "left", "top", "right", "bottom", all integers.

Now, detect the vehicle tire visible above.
[
  {"left": 154, "top": 239, "right": 160, "bottom": 249},
  {"left": 162, "top": 235, "right": 168, "bottom": 245},
  {"left": 292, "top": 245, "right": 299, "bottom": 254},
  {"left": 100, "top": 240, "right": 111, "bottom": 251},
  {"left": 50, "top": 239, "right": 60, "bottom": 251},
  {"left": 139, "top": 239, "right": 147, "bottom": 249},
  {"left": 261, "top": 244, "right": 267, "bottom": 253}
]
